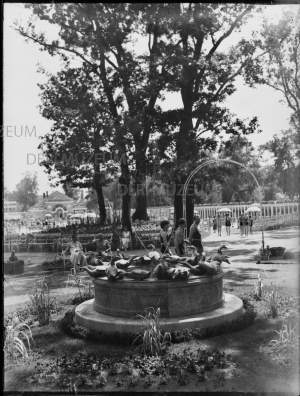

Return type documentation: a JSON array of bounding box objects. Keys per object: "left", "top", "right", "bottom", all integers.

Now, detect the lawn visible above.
[{"left": 4, "top": 227, "right": 300, "bottom": 394}]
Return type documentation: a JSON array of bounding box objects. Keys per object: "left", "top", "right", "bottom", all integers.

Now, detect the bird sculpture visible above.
[
  {"left": 180, "top": 260, "right": 220, "bottom": 276},
  {"left": 86, "top": 252, "right": 104, "bottom": 266},
  {"left": 81, "top": 264, "right": 107, "bottom": 277},
  {"left": 153, "top": 256, "right": 189, "bottom": 280},
  {"left": 207, "top": 245, "right": 231, "bottom": 264},
  {"left": 121, "top": 269, "right": 151, "bottom": 281},
  {"left": 114, "top": 255, "right": 137, "bottom": 270}
]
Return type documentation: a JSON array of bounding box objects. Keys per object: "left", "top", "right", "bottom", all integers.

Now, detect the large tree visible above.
[
  {"left": 14, "top": 172, "right": 39, "bottom": 211},
  {"left": 16, "top": 3, "right": 267, "bottom": 231},
  {"left": 155, "top": 4, "right": 264, "bottom": 231},
  {"left": 37, "top": 65, "right": 117, "bottom": 224},
  {"left": 259, "top": 8, "right": 300, "bottom": 129},
  {"left": 16, "top": 3, "right": 176, "bottom": 223},
  {"left": 260, "top": 129, "right": 299, "bottom": 198}
]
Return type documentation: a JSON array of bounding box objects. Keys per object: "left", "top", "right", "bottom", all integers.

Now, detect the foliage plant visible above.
[
  {"left": 27, "top": 279, "right": 57, "bottom": 326},
  {"left": 269, "top": 321, "right": 299, "bottom": 353},
  {"left": 133, "top": 308, "right": 172, "bottom": 356},
  {"left": 4, "top": 312, "right": 33, "bottom": 361},
  {"left": 265, "top": 283, "right": 279, "bottom": 318},
  {"left": 66, "top": 268, "right": 87, "bottom": 302}
]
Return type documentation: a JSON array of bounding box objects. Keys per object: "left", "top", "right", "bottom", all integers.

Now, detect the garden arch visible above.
[{"left": 182, "top": 159, "right": 265, "bottom": 249}]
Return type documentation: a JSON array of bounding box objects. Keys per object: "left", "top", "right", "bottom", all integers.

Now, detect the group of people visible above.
[
  {"left": 209, "top": 213, "right": 254, "bottom": 237},
  {"left": 159, "top": 215, "right": 204, "bottom": 257},
  {"left": 62, "top": 233, "right": 111, "bottom": 273},
  {"left": 210, "top": 214, "right": 232, "bottom": 237},
  {"left": 238, "top": 213, "right": 254, "bottom": 237}
]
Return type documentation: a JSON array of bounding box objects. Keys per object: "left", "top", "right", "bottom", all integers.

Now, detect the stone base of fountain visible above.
[{"left": 75, "top": 293, "right": 244, "bottom": 334}]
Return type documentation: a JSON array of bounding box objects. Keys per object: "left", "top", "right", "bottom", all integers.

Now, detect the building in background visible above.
[
  {"left": 28, "top": 190, "right": 87, "bottom": 219},
  {"left": 4, "top": 199, "right": 17, "bottom": 213}
]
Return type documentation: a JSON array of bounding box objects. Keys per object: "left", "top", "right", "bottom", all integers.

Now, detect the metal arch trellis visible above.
[{"left": 182, "top": 159, "right": 265, "bottom": 250}]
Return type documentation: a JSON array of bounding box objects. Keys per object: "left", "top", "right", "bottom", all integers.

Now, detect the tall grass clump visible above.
[
  {"left": 265, "top": 283, "right": 279, "bottom": 318},
  {"left": 28, "top": 279, "right": 57, "bottom": 326},
  {"left": 66, "top": 268, "right": 87, "bottom": 301},
  {"left": 269, "top": 321, "right": 298, "bottom": 353},
  {"left": 4, "top": 312, "right": 33, "bottom": 361},
  {"left": 133, "top": 307, "right": 171, "bottom": 356}
]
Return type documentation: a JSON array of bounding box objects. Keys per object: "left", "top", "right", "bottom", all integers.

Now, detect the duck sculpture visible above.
[
  {"left": 180, "top": 259, "right": 221, "bottom": 276},
  {"left": 207, "top": 245, "right": 231, "bottom": 265},
  {"left": 81, "top": 264, "right": 107, "bottom": 277},
  {"left": 153, "top": 256, "right": 189, "bottom": 280},
  {"left": 121, "top": 269, "right": 151, "bottom": 281},
  {"left": 86, "top": 252, "right": 104, "bottom": 266},
  {"left": 114, "top": 255, "right": 137, "bottom": 270}
]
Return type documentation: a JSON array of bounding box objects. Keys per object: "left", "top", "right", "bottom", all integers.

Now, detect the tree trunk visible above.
[
  {"left": 94, "top": 171, "right": 106, "bottom": 225},
  {"left": 132, "top": 153, "right": 148, "bottom": 221},
  {"left": 119, "top": 159, "right": 132, "bottom": 232},
  {"left": 174, "top": 113, "right": 195, "bottom": 232},
  {"left": 174, "top": 178, "right": 194, "bottom": 234}
]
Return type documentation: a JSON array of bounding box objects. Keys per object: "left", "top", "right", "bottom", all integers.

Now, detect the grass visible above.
[
  {"left": 4, "top": 312, "right": 33, "bottom": 361},
  {"left": 265, "top": 283, "right": 279, "bottom": 318},
  {"left": 254, "top": 269, "right": 269, "bottom": 300},
  {"left": 27, "top": 279, "right": 57, "bottom": 326},
  {"left": 269, "top": 321, "right": 299, "bottom": 353},
  {"left": 133, "top": 307, "right": 172, "bottom": 356},
  {"left": 65, "top": 268, "right": 88, "bottom": 301}
]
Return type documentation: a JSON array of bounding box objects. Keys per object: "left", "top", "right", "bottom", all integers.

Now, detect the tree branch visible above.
[
  {"left": 193, "top": 6, "right": 254, "bottom": 99},
  {"left": 14, "top": 27, "right": 102, "bottom": 77}
]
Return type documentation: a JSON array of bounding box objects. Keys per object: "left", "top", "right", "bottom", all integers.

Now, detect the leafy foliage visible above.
[
  {"left": 10, "top": 172, "right": 39, "bottom": 211},
  {"left": 4, "top": 313, "right": 33, "bottom": 361},
  {"left": 133, "top": 307, "right": 172, "bottom": 356}
]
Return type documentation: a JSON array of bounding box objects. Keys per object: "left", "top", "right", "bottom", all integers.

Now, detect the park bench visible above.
[
  {"left": 133, "top": 230, "right": 160, "bottom": 249},
  {"left": 18, "top": 235, "right": 30, "bottom": 252},
  {"left": 57, "top": 235, "right": 73, "bottom": 252},
  {"left": 77, "top": 234, "right": 97, "bottom": 244},
  {"left": 9, "top": 235, "right": 21, "bottom": 252},
  {"left": 28, "top": 233, "right": 61, "bottom": 252}
]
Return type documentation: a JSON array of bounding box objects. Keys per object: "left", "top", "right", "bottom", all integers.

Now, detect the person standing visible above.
[
  {"left": 249, "top": 215, "right": 253, "bottom": 235},
  {"left": 189, "top": 215, "right": 203, "bottom": 255},
  {"left": 207, "top": 215, "right": 212, "bottom": 233},
  {"left": 225, "top": 213, "right": 232, "bottom": 236},
  {"left": 212, "top": 215, "right": 217, "bottom": 233},
  {"left": 159, "top": 220, "right": 172, "bottom": 254},
  {"left": 174, "top": 218, "right": 186, "bottom": 257},
  {"left": 244, "top": 214, "right": 249, "bottom": 237},
  {"left": 121, "top": 226, "right": 131, "bottom": 251},
  {"left": 217, "top": 214, "right": 222, "bottom": 236},
  {"left": 238, "top": 212, "right": 246, "bottom": 237}
]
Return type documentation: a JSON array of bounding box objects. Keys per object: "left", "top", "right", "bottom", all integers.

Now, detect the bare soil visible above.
[{"left": 4, "top": 227, "right": 300, "bottom": 394}]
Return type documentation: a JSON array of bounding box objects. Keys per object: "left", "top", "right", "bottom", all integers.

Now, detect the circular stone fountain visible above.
[{"left": 75, "top": 265, "right": 244, "bottom": 333}]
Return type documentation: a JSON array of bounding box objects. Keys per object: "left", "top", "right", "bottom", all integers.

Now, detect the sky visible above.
[{"left": 3, "top": 3, "right": 298, "bottom": 195}]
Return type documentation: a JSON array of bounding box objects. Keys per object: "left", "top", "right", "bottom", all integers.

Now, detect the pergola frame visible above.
[{"left": 182, "top": 159, "right": 265, "bottom": 250}]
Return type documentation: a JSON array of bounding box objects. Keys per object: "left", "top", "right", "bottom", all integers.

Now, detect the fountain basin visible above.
[
  {"left": 92, "top": 271, "right": 224, "bottom": 318},
  {"left": 75, "top": 293, "right": 244, "bottom": 334}
]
